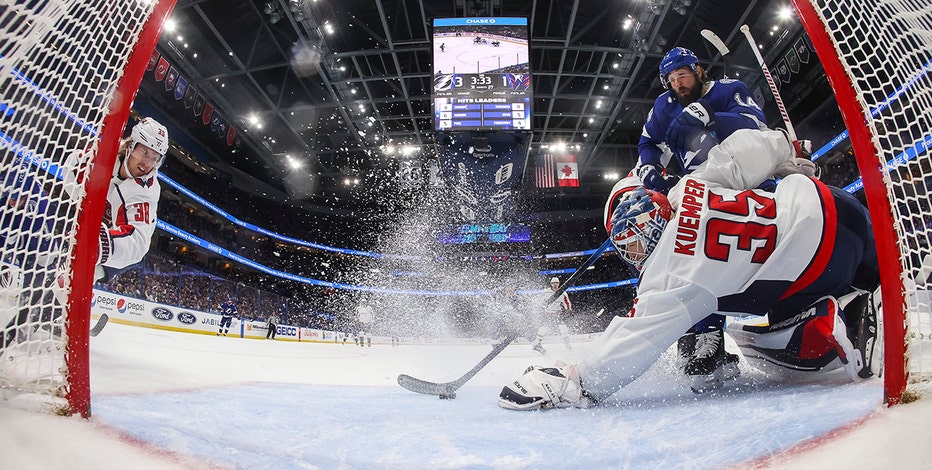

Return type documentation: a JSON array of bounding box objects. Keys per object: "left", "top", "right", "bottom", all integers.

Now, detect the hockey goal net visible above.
[
  {"left": 794, "top": 0, "right": 932, "bottom": 404},
  {"left": 0, "top": 0, "right": 174, "bottom": 417}
]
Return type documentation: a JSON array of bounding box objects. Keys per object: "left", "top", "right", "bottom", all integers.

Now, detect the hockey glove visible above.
[
  {"left": 637, "top": 164, "right": 680, "bottom": 193},
  {"left": 666, "top": 99, "right": 715, "bottom": 156},
  {"left": 774, "top": 139, "right": 819, "bottom": 178},
  {"left": 498, "top": 363, "right": 594, "bottom": 411}
]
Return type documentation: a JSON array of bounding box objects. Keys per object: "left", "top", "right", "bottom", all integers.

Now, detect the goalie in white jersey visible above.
[{"left": 498, "top": 129, "right": 880, "bottom": 410}]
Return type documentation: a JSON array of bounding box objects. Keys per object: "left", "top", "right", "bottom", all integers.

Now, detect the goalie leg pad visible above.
[{"left": 498, "top": 363, "right": 594, "bottom": 411}]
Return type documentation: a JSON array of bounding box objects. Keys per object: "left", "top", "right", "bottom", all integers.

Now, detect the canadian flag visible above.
[{"left": 556, "top": 154, "right": 579, "bottom": 187}]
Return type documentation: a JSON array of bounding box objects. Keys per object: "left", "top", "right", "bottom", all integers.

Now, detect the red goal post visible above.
[
  {"left": 0, "top": 0, "right": 176, "bottom": 417},
  {"left": 793, "top": 0, "right": 932, "bottom": 404}
]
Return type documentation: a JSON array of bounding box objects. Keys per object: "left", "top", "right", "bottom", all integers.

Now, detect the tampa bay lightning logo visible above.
[{"left": 434, "top": 74, "right": 456, "bottom": 91}]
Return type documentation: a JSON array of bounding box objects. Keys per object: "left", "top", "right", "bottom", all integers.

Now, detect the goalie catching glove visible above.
[{"left": 498, "top": 363, "right": 595, "bottom": 410}]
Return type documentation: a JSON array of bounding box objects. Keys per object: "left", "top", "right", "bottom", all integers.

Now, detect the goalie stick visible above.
[
  {"left": 397, "top": 237, "right": 614, "bottom": 398},
  {"left": 89, "top": 313, "right": 109, "bottom": 337}
]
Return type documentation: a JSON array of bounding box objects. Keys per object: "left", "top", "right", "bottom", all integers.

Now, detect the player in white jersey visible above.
[
  {"left": 355, "top": 298, "right": 374, "bottom": 347},
  {"left": 530, "top": 277, "right": 574, "bottom": 353},
  {"left": 64, "top": 117, "right": 169, "bottom": 282},
  {"left": 498, "top": 129, "right": 879, "bottom": 410}
]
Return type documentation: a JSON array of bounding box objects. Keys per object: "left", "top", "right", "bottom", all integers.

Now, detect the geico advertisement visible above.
[{"left": 243, "top": 320, "right": 299, "bottom": 340}]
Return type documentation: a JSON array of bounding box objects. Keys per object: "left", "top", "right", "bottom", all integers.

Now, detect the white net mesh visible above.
[
  {"left": 807, "top": 0, "right": 932, "bottom": 385},
  {"left": 0, "top": 0, "right": 158, "bottom": 411}
]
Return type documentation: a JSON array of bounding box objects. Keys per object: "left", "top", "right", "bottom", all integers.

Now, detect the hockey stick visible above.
[
  {"left": 700, "top": 29, "right": 731, "bottom": 78},
  {"left": 739, "top": 24, "right": 798, "bottom": 142},
  {"left": 397, "top": 237, "right": 614, "bottom": 398},
  {"left": 89, "top": 313, "right": 109, "bottom": 337}
]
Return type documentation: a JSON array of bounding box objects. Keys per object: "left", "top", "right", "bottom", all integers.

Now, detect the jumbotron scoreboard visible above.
[{"left": 432, "top": 17, "right": 532, "bottom": 131}]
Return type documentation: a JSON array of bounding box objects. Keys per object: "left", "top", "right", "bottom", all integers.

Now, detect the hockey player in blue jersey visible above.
[
  {"left": 0, "top": 170, "right": 61, "bottom": 350},
  {"left": 637, "top": 47, "right": 767, "bottom": 193},
  {"left": 637, "top": 47, "right": 784, "bottom": 384},
  {"left": 498, "top": 129, "right": 880, "bottom": 410},
  {"left": 217, "top": 297, "right": 238, "bottom": 336}
]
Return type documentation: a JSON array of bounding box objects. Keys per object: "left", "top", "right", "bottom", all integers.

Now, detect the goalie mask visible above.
[{"left": 606, "top": 186, "right": 672, "bottom": 270}]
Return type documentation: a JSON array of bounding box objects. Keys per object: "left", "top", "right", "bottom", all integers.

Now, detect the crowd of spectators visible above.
[
  {"left": 106, "top": 135, "right": 875, "bottom": 336},
  {"left": 101, "top": 252, "right": 334, "bottom": 329}
]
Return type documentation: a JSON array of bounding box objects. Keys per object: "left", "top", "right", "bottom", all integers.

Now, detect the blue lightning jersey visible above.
[
  {"left": 219, "top": 301, "right": 237, "bottom": 319},
  {"left": 638, "top": 79, "right": 766, "bottom": 174},
  {"left": 0, "top": 172, "right": 56, "bottom": 265}
]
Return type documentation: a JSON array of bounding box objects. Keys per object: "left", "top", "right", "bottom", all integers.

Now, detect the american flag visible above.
[{"left": 535, "top": 153, "right": 556, "bottom": 188}]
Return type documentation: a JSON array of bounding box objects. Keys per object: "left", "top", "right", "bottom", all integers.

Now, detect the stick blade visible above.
[
  {"left": 89, "top": 313, "right": 109, "bottom": 337},
  {"left": 397, "top": 373, "right": 455, "bottom": 396},
  {"left": 700, "top": 29, "right": 730, "bottom": 55}
]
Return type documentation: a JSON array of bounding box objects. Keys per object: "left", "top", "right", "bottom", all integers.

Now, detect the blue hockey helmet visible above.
[
  {"left": 659, "top": 47, "right": 700, "bottom": 88},
  {"left": 607, "top": 186, "right": 672, "bottom": 269}
]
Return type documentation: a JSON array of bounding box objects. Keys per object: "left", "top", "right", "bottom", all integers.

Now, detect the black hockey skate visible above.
[
  {"left": 685, "top": 328, "right": 740, "bottom": 394},
  {"left": 677, "top": 329, "right": 697, "bottom": 367},
  {"left": 853, "top": 290, "right": 882, "bottom": 378}
]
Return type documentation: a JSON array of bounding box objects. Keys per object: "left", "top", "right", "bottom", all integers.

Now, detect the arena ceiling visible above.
[{"left": 143, "top": 0, "right": 811, "bottom": 220}]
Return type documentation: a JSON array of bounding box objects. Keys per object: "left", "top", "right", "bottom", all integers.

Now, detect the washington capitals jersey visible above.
[
  {"left": 638, "top": 79, "right": 766, "bottom": 174},
  {"left": 101, "top": 164, "right": 160, "bottom": 270},
  {"left": 541, "top": 290, "right": 572, "bottom": 315},
  {"left": 581, "top": 129, "right": 851, "bottom": 399}
]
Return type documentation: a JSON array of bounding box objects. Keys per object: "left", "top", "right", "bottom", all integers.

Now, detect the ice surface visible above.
[{"left": 3, "top": 323, "right": 932, "bottom": 469}]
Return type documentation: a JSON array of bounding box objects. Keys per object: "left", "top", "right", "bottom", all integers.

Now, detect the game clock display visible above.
[{"left": 432, "top": 17, "right": 532, "bottom": 131}]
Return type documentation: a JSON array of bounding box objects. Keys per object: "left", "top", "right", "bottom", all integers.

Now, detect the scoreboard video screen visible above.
[
  {"left": 432, "top": 17, "right": 532, "bottom": 131},
  {"left": 435, "top": 223, "right": 531, "bottom": 244}
]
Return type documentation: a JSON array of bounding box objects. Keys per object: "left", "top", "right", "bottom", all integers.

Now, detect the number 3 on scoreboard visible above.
[{"left": 704, "top": 189, "right": 777, "bottom": 264}]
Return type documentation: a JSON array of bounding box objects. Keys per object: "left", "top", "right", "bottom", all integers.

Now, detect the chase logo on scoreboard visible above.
[
  {"left": 151, "top": 307, "right": 174, "bottom": 322},
  {"left": 178, "top": 312, "right": 197, "bottom": 325}
]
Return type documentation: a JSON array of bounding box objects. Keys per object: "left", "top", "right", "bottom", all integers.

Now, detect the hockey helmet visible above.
[
  {"left": 123, "top": 117, "right": 169, "bottom": 178},
  {"left": 131, "top": 117, "right": 169, "bottom": 156},
  {"left": 659, "top": 47, "right": 700, "bottom": 89},
  {"left": 550, "top": 277, "right": 560, "bottom": 284},
  {"left": 607, "top": 185, "right": 672, "bottom": 269},
  {"left": 603, "top": 174, "right": 642, "bottom": 234}
]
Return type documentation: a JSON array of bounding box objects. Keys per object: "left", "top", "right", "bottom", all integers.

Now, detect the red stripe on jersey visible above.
[
  {"left": 109, "top": 204, "right": 136, "bottom": 238},
  {"left": 780, "top": 178, "right": 837, "bottom": 299}
]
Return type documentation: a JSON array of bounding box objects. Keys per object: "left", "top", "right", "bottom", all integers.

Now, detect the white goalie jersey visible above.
[{"left": 582, "top": 129, "right": 842, "bottom": 399}]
